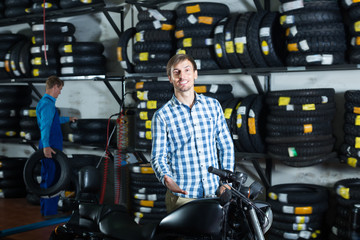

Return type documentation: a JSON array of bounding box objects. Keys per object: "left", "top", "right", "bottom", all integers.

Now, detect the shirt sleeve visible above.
[
  {"left": 38, "top": 103, "right": 56, "bottom": 148},
  {"left": 60, "top": 116, "right": 70, "bottom": 124},
  {"left": 215, "top": 101, "right": 235, "bottom": 171},
  {"left": 150, "top": 112, "right": 172, "bottom": 185}
]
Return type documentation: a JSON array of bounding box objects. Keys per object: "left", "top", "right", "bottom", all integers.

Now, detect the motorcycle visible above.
[{"left": 50, "top": 165, "right": 273, "bottom": 240}]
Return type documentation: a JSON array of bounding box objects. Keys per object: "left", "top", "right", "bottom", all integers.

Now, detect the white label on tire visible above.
[
  {"left": 249, "top": 109, "right": 255, "bottom": 118},
  {"left": 152, "top": 20, "right": 161, "bottom": 29},
  {"left": 215, "top": 25, "right": 224, "bottom": 34},
  {"left": 61, "top": 26, "right": 69, "bottom": 33},
  {"left": 259, "top": 27, "right": 270, "bottom": 37},
  {"left": 321, "top": 54, "right": 333, "bottom": 65},
  {"left": 61, "top": 67, "right": 74, "bottom": 74},
  {"left": 139, "top": 131, "right": 145, "bottom": 138},
  {"left": 321, "top": 96, "right": 328, "bottom": 103},
  {"left": 187, "top": 14, "right": 198, "bottom": 24},
  {"left": 299, "top": 230, "right": 311, "bottom": 239},
  {"left": 139, "top": 207, "right": 151, "bottom": 213},
  {"left": 282, "top": 0, "right": 304, "bottom": 12},
  {"left": 283, "top": 205, "right": 294, "bottom": 214},
  {"left": 120, "top": 61, "right": 128, "bottom": 69},
  {"left": 299, "top": 40, "right": 309, "bottom": 51},
  {"left": 0, "top": 171, "right": 3, "bottom": 178},
  {"left": 278, "top": 193, "right": 288, "bottom": 203},
  {"left": 60, "top": 56, "right": 74, "bottom": 64},
  {"left": 306, "top": 54, "right": 322, "bottom": 63},
  {"left": 195, "top": 59, "right": 201, "bottom": 69},
  {"left": 290, "top": 26, "right": 298, "bottom": 37},
  {"left": 148, "top": 9, "right": 166, "bottom": 21},
  {"left": 286, "top": 104, "right": 294, "bottom": 111},
  {"left": 238, "top": 106, "right": 246, "bottom": 115},
  {"left": 345, "top": 0, "right": 352, "bottom": 7},
  {"left": 205, "top": 38, "right": 214, "bottom": 45},
  {"left": 138, "top": 102, "right": 146, "bottom": 108},
  {"left": 0, "top": 61, "right": 4, "bottom": 67},
  {"left": 234, "top": 36, "right": 247, "bottom": 44},
  {"left": 209, "top": 84, "right": 218, "bottom": 93},
  {"left": 232, "top": 134, "right": 238, "bottom": 140},
  {"left": 285, "top": 15, "right": 295, "bottom": 24},
  {"left": 283, "top": 232, "right": 298, "bottom": 240}
]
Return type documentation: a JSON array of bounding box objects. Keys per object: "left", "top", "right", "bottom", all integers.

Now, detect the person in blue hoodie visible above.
[{"left": 36, "top": 75, "right": 77, "bottom": 217}]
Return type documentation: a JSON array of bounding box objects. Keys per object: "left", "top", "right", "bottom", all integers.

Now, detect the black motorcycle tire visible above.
[{"left": 23, "top": 149, "right": 71, "bottom": 197}]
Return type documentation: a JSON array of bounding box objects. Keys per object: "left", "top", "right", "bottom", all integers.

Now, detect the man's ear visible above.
[
  {"left": 194, "top": 70, "right": 198, "bottom": 80},
  {"left": 168, "top": 75, "right": 173, "bottom": 84}
]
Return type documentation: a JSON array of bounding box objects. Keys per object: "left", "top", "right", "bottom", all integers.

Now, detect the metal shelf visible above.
[{"left": 0, "top": 3, "right": 107, "bottom": 26}]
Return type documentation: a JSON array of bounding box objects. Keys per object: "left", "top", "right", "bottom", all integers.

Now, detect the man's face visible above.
[
  {"left": 52, "top": 84, "right": 63, "bottom": 98},
  {"left": 169, "top": 59, "right": 197, "bottom": 93}
]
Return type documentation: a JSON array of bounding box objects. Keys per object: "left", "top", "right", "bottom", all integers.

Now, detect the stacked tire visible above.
[
  {"left": 19, "top": 107, "right": 40, "bottom": 141},
  {"left": 128, "top": 163, "right": 167, "bottom": 225},
  {"left": 59, "top": 42, "right": 106, "bottom": 76},
  {"left": 266, "top": 183, "right": 329, "bottom": 240},
  {"left": 133, "top": 9, "right": 176, "bottom": 73},
  {"left": 0, "top": 85, "right": 32, "bottom": 138},
  {"left": 341, "top": 0, "right": 360, "bottom": 63},
  {"left": 279, "top": 0, "right": 347, "bottom": 66},
  {"left": 0, "top": 34, "right": 28, "bottom": 79},
  {"left": 339, "top": 90, "right": 360, "bottom": 168},
  {"left": 135, "top": 81, "right": 172, "bottom": 150},
  {"left": 3, "top": 0, "right": 31, "bottom": 18},
  {"left": 31, "top": 21, "right": 76, "bottom": 77},
  {"left": 0, "top": 157, "right": 27, "bottom": 198},
  {"left": 26, "top": 0, "right": 59, "bottom": 14},
  {"left": 59, "top": 0, "right": 104, "bottom": 9},
  {"left": 329, "top": 178, "right": 360, "bottom": 239},
  {"left": 174, "top": 2, "right": 229, "bottom": 71},
  {"left": 265, "top": 88, "right": 337, "bottom": 167},
  {"left": 134, "top": 80, "right": 234, "bottom": 151},
  {"left": 229, "top": 94, "right": 268, "bottom": 153},
  {"left": 67, "top": 119, "right": 116, "bottom": 147}
]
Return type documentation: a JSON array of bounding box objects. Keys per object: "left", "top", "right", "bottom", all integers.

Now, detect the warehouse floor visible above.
[{"left": 0, "top": 198, "right": 67, "bottom": 240}]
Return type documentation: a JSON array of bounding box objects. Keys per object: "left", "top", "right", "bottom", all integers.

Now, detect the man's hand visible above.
[
  {"left": 164, "top": 175, "right": 188, "bottom": 195},
  {"left": 218, "top": 184, "right": 231, "bottom": 196},
  {"left": 69, "top": 117, "right": 78, "bottom": 122},
  {"left": 43, "top": 147, "right": 56, "bottom": 158}
]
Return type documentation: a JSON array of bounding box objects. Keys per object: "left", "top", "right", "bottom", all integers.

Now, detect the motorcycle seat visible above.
[{"left": 99, "top": 210, "right": 158, "bottom": 240}]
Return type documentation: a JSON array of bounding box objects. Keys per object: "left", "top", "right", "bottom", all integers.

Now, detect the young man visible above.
[
  {"left": 151, "top": 54, "right": 235, "bottom": 213},
  {"left": 36, "top": 75, "right": 77, "bottom": 217}
]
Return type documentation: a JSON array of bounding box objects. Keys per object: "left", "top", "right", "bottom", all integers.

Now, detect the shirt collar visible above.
[
  {"left": 170, "top": 92, "right": 202, "bottom": 107},
  {"left": 44, "top": 93, "right": 56, "bottom": 103}
]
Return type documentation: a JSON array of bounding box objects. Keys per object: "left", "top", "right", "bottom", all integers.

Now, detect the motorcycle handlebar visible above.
[{"left": 208, "top": 166, "right": 238, "bottom": 182}]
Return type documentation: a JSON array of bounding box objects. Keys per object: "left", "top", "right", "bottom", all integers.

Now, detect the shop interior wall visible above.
[{"left": 0, "top": 0, "right": 358, "bottom": 192}]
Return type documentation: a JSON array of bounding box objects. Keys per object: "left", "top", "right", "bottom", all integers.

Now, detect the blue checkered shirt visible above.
[{"left": 150, "top": 93, "right": 235, "bottom": 198}]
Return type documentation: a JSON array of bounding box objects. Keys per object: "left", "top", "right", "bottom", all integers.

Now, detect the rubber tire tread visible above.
[
  {"left": 117, "top": 27, "right": 136, "bottom": 73},
  {"left": 246, "top": 11, "right": 268, "bottom": 68},
  {"left": 23, "top": 148, "right": 71, "bottom": 197},
  {"left": 175, "top": 2, "right": 230, "bottom": 17},
  {"left": 235, "top": 94, "right": 257, "bottom": 153},
  {"left": 213, "top": 17, "right": 233, "bottom": 69},
  {"left": 259, "top": 12, "right": 286, "bottom": 67}
]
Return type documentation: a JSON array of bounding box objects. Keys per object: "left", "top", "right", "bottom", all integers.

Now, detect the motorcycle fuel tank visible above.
[{"left": 157, "top": 198, "right": 224, "bottom": 238}]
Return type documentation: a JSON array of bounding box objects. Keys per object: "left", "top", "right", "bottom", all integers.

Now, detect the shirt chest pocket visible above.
[{"left": 167, "top": 120, "right": 193, "bottom": 145}]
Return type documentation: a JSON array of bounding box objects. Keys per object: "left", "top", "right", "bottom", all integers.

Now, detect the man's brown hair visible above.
[
  {"left": 166, "top": 54, "right": 197, "bottom": 77},
  {"left": 46, "top": 75, "right": 64, "bottom": 90}
]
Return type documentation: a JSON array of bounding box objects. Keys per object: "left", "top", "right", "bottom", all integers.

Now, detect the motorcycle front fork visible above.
[{"left": 247, "top": 206, "right": 265, "bottom": 240}]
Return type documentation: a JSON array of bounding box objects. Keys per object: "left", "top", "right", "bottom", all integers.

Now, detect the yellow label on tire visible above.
[
  {"left": 183, "top": 38, "right": 192, "bottom": 47},
  {"left": 140, "top": 200, "right": 154, "bottom": 207},
  {"left": 347, "top": 157, "right": 358, "bottom": 168},
  {"left": 175, "top": 30, "right": 184, "bottom": 39},
  {"left": 302, "top": 104, "right": 315, "bottom": 111},
  {"left": 194, "top": 86, "right": 206, "bottom": 93},
  {"left": 186, "top": 4, "right": 201, "bottom": 14},
  {"left": 147, "top": 100, "right": 157, "bottom": 109},
  {"left": 235, "top": 42, "right": 244, "bottom": 54},
  {"left": 248, "top": 118, "right": 256, "bottom": 134},
  {"left": 294, "top": 206, "right": 312, "bottom": 215},
  {"left": 139, "top": 52, "right": 149, "bottom": 61},
  {"left": 198, "top": 16, "right": 213, "bottom": 25},
  {"left": 139, "top": 112, "right": 148, "bottom": 120},
  {"left": 354, "top": 107, "right": 360, "bottom": 114},
  {"left": 278, "top": 97, "right": 291, "bottom": 106},
  {"left": 64, "top": 44, "right": 73, "bottom": 53},
  {"left": 224, "top": 108, "right": 232, "bottom": 119},
  {"left": 225, "top": 41, "right": 234, "bottom": 54},
  {"left": 303, "top": 124, "right": 313, "bottom": 133},
  {"left": 355, "top": 21, "right": 360, "bottom": 32},
  {"left": 117, "top": 47, "right": 123, "bottom": 61}
]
